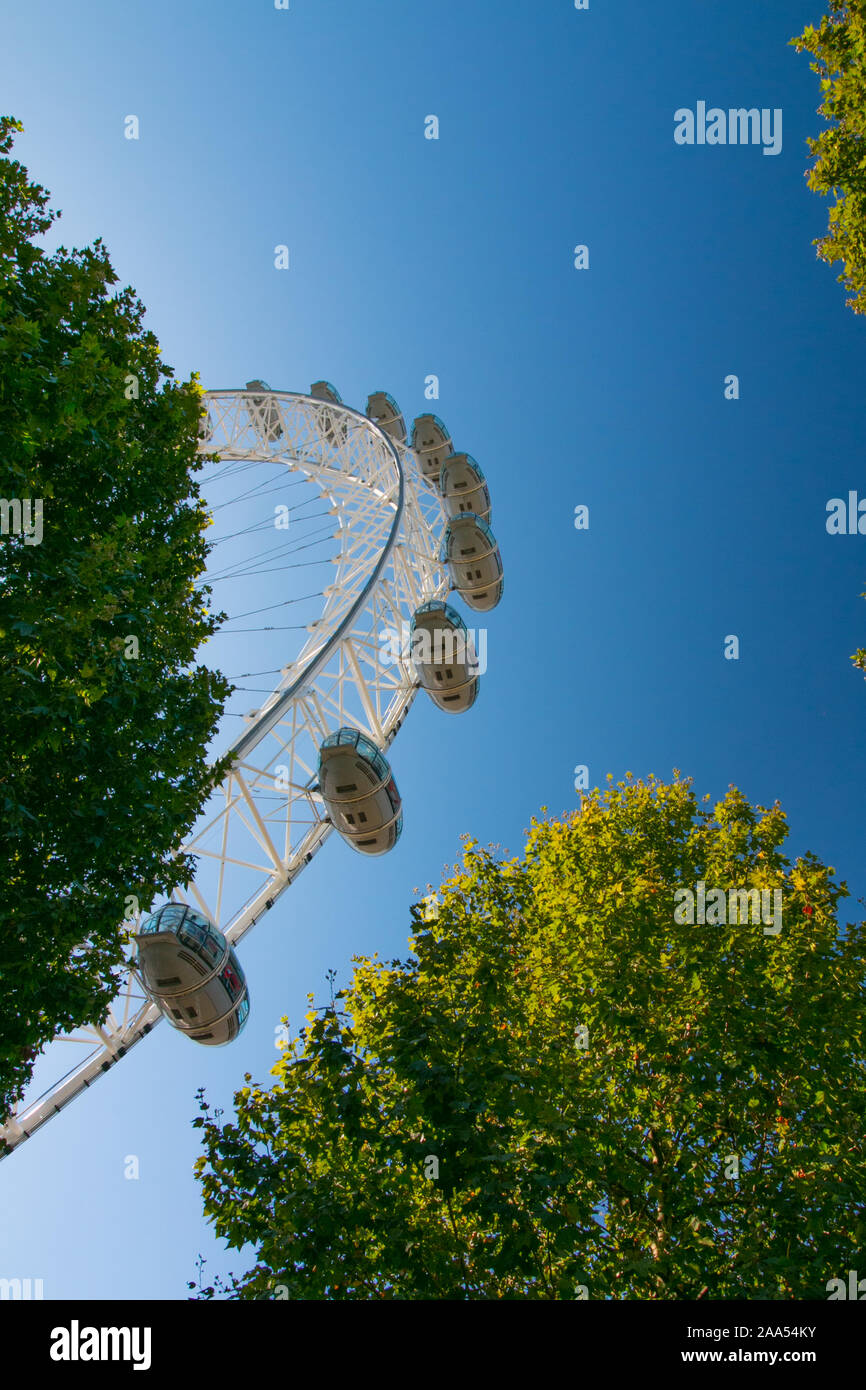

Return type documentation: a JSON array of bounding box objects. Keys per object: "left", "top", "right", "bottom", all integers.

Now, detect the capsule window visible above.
[
  {"left": 179, "top": 922, "right": 206, "bottom": 950},
  {"left": 187, "top": 1008, "right": 198, "bottom": 1019},
  {"left": 171, "top": 1009, "right": 182, "bottom": 1020},
  {"left": 220, "top": 964, "right": 242, "bottom": 999},
  {"left": 358, "top": 811, "right": 368, "bottom": 823},
  {"left": 157, "top": 976, "right": 182, "bottom": 987},
  {"left": 336, "top": 783, "right": 358, "bottom": 794},
  {"left": 345, "top": 813, "right": 356, "bottom": 825}
]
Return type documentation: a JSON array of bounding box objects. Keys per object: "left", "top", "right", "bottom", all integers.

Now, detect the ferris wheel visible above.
[{"left": 0, "top": 383, "right": 503, "bottom": 1157}]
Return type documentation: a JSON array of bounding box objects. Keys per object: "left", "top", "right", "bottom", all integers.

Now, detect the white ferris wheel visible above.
[{"left": 0, "top": 382, "right": 503, "bottom": 1157}]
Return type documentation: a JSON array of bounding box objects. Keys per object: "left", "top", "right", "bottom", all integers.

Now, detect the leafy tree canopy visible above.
[
  {"left": 193, "top": 774, "right": 865, "bottom": 1300},
  {"left": 792, "top": 1, "right": 866, "bottom": 314},
  {"left": 0, "top": 116, "right": 232, "bottom": 1120}
]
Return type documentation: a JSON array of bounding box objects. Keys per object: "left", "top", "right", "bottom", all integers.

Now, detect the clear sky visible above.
[{"left": 2, "top": 0, "right": 864, "bottom": 1300}]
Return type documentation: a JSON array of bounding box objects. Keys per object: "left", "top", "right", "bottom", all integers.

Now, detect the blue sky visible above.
[{"left": 2, "top": 0, "right": 865, "bottom": 1299}]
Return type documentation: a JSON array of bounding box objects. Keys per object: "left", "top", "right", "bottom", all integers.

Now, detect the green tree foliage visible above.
[
  {"left": 793, "top": 8, "right": 866, "bottom": 681},
  {"left": 192, "top": 774, "right": 865, "bottom": 1299},
  {"left": 0, "top": 116, "right": 232, "bottom": 1119},
  {"left": 792, "top": 1, "right": 866, "bottom": 314}
]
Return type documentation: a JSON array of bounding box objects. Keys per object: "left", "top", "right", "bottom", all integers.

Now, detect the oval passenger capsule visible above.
[
  {"left": 246, "top": 379, "right": 283, "bottom": 443},
  {"left": 134, "top": 904, "right": 249, "bottom": 1046},
  {"left": 440, "top": 453, "right": 491, "bottom": 523},
  {"left": 366, "top": 391, "right": 406, "bottom": 443},
  {"left": 411, "top": 414, "right": 453, "bottom": 485},
  {"left": 310, "top": 380, "right": 346, "bottom": 447},
  {"left": 440, "top": 513, "right": 504, "bottom": 612},
  {"left": 410, "top": 600, "right": 480, "bottom": 713},
  {"left": 198, "top": 408, "right": 214, "bottom": 445},
  {"left": 310, "top": 380, "right": 342, "bottom": 404},
  {"left": 318, "top": 728, "right": 403, "bottom": 855}
]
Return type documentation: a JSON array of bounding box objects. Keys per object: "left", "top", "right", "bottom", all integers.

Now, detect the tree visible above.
[
  {"left": 0, "top": 116, "right": 232, "bottom": 1121},
  {"left": 192, "top": 774, "right": 865, "bottom": 1300},
  {"left": 791, "top": 2, "right": 866, "bottom": 315}
]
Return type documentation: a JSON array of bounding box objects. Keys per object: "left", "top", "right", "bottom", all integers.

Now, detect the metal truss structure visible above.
[{"left": 1, "top": 388, "right": 450, "bottom": 1155}]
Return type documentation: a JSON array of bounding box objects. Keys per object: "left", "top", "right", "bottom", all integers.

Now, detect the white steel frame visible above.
[{"left": 1, "top": 388, "right": 450, "bottom": 1155}]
